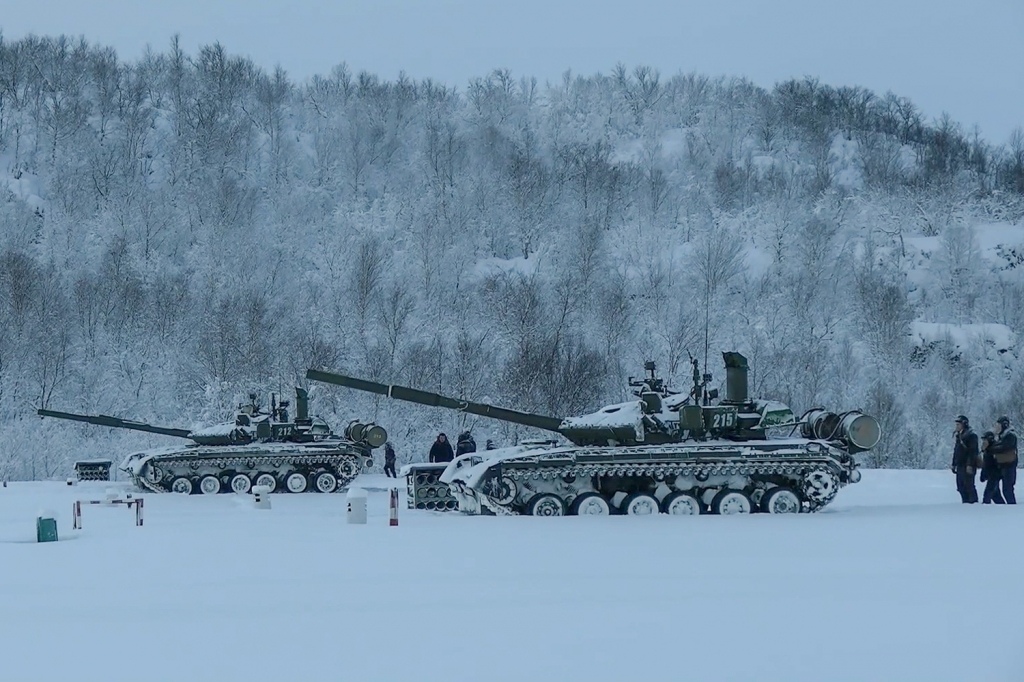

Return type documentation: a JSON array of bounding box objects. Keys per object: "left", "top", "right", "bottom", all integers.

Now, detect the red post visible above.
[{"left": 389, "top": 489, "right": 399, "bottom": 526}]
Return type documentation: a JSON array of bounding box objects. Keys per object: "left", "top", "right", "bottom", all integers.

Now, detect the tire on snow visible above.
[
  {"left": 527, "top": 493, "right": 566, "bottom": 516},
  {"left": 661, "top": 491, "right": 702, "bottom": 515},
  {"left": 760, "top": 486, "right": 802, "bottom": 514},
  {"left": 570, "top": 492, "right": 612, "bottom": 515},
  {"left": 285, "top": 472, "right": 308, "bottom": 493},
  {"left": 621, "top": 492, "right": 660, "bottom": 515},
  {"left": 711, "top": 489, "right": 753, "bottom": 515},
  {"left": 199, "top": 475, "right": 222, "bottom": 495},
  {"left": 230, "top": 473, "right": 252, "bottom": 494},
  {"left": 171, "top": 477, "right": 193, "bottom": 494}
]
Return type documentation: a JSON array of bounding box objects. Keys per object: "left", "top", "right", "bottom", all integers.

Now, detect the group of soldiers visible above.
[
  {"left": 951, "top": 414, "right": 1018, "bottom": 504},
  {"left": 427, "top": 431, "right": 495, "bottom": 463},
  {"left": 380, "top": 431, "right": 497, "bottom": 478}
]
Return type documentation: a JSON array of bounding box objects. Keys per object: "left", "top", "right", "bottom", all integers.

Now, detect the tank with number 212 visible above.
[{"left": 38, "top": 388, "right": 387, "bottom": 495}]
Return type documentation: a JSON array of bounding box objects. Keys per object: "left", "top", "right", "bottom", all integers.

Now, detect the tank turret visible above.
[
  {"left": 38, "top": 387, "right": 387, "bottom": 448},
  {"left": 306, "top": 353, "right": 879, "bottom": 453}
]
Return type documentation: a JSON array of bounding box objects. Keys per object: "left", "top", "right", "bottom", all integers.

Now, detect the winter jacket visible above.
[
  {"left": 456, "top": 432, "right": 477, "bottom": 457},
  {"left": 951, "top": 428, "right": 979, "bottom": 469},
  {"left": 429, "top": 438, "right": 454, "bottom": 463},
  {"left": 384, "top": 444, "right": 396, "bottom": 464},
  {"left": 988, "top": 429, "right": 1018, "bottom": 465}
]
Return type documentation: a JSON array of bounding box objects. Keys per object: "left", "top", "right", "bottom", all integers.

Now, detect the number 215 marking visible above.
[{"left": 711, "top": 412, "right": 735, "bottom": 428}]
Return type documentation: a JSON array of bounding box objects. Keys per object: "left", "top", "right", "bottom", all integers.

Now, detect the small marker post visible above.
[{"left": 389, "top": 488, "right": 399, "bottom": 526}]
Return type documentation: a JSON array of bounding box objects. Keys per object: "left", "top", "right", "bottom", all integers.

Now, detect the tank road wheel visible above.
[
  {"left": 199, "top": 475, "right": 222, "bottom": 495},
  {"left": 622, "top": 492, "right": 660, "bottom": 515},
  {"left": 527, "top": 493, "right": 566, "bottom": 517},
  {"left": 661, "top": 491, "right": 702, "bottom": 515},
  {"left": 285, "top": 472, "right": 308, "bottom": 493},
  {"left": 570, "top": 492, "right": 612, "bottom": 516},
  {"left": 314, "top": 471, "right": 338, "bottom": 493},
  {"left": 761, "top": 487, "right": 802, "bottom": 514},
  {"left": 711, "top": 489, "right": 753, "bottom": 515},
  {"left": 803, "top": 470, "right": 839, "bottom": 506},
  {"left": 171, "top": 477, "right": 193, "bottom": 495},
  {"left": 230, "top": 473, "right": 252, "bottom": 494},
  {"left": 254, "top": 473, "right": 277, "bottom": 493}
]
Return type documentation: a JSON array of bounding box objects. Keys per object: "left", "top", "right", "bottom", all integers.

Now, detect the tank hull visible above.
[
  {"left": 122, "top": 440, "right": 374, "bottom": 495},
  {"left": 440, "top": 439, "right": 860, "bottom": 516}
]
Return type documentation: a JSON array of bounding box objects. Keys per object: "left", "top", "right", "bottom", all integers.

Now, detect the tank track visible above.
[
  {"left": 129, "top": 445, "right": 370, "bottom": 495},
  {"left": 443, "top": 441, "right": 859, "bottom": 516}
]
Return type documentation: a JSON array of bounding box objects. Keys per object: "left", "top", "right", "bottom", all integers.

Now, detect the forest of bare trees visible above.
[{"left": 1, "top": 34, "right": 1023, "bottom": 478}]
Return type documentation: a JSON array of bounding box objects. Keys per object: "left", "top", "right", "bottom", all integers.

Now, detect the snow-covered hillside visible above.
[
  {"left": 0, "top": 35, "right": 1023, "bottom": 477},
  {"left": 1, "top": 471, "right": 1022, "bottom": 682}
]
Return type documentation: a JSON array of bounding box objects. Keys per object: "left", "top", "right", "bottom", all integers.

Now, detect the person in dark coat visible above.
[
  {"left": 456, "top": 430, "right": 477, "bottom": 457},
  {"left": 979, "top": 431, "right": 1005, "bottom": 504},
  {"left": 429, "top": 433, "right": 454, "bottom": 463},
  {"left": 950, "top": 415, "right": 979, "bottom": 503},
  {"left": 485, "top": 439, "right": 496, "bottom": 450},
  {"left": 986, "top": 416, "right": 1017, "bottom": 504},
  {"left": 383, "top": 442, "right": 397, "bottom": 478}
]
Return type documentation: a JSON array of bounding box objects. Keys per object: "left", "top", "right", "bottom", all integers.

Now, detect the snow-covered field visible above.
[{"left": 1, "top": 471, "right": 1022, "bottom": 682}]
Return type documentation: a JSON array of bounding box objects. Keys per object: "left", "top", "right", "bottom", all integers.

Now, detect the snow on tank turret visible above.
[
  {"left": 306, "top": 352, "right": 879, "bottom": 516},
  {"left": 37, "top": 387, "right": 387, "bottom": 495}
]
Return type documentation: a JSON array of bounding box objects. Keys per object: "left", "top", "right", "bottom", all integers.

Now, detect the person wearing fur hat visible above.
[
  {"left": 979, "top": 431, "right": 1005, "bottom": 504},
  {"left": 950, "top": 415, "right": 979, "bottom": 504},
  {"left": 986, "top": 416, "right": 1017, "bottom": 504}
]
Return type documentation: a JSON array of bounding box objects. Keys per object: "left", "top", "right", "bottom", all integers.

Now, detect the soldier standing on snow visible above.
[
  {"left": 429, "top": 433, "right": 454, "bottom": 463},
  {"left": 383, "top": 441, "right": 397, "bottom": 478},
  {"left": 979, "top": 431, "right": 1005, "bottom": 504},
  {"left": 986, "top": 416, "right": 1017, "bottom": 504},
  {"left": 456, "top": 430, "right": 477, "bottom": 457},
  {"left": 950, "top": 415, "right": 979, "bottom": 503}
]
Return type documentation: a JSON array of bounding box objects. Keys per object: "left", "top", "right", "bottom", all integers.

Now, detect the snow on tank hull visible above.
[
  {"left": 440, "top": 438, "right": 861, "bottom": 516},
  {"left": 122, "top": 439, "right": 374, "bottom": 495}
]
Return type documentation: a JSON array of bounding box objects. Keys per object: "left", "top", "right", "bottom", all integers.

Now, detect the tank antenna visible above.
[
  {"left": 701, "top": 280, "right": 713, "bottom": 405},
  {"left": 703, "top": 302, "right": 710, "bottom": 391}
]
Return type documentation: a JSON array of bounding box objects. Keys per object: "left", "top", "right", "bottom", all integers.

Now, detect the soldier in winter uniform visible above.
[
  {"left": 986, "top": 416, "right": 1017, "bottom": 504},
  {"left": 383, "top": 441, "right": 397, "bottom": 478},
  {"left": 456, "top": 431, "right": 477, "bottom": 457},
  {"left": 950, "top": 415, "right": 979, "bottom": 503},
  {"left": 979, "top": 431, "right": 1005, "bottom": 504},
  {"left": 429, "top": 433, "right": 454, "bottom": 463}
]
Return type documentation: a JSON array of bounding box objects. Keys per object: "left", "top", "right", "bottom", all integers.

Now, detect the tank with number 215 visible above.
[{"left": 306, "top": 351, "right": 881, "bottom": 516}]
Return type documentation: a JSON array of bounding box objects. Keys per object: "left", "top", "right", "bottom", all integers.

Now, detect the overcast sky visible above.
[{"left": 2, "top": 0, "right": 1021, "bottom": 143}]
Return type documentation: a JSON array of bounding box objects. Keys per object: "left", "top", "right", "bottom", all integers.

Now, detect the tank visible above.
[
  {"left": 305, "top": 352, "right": 879, "bottom": 516},
  {"left": 37, "top": 387, "right": 387, "bottom": 495}
]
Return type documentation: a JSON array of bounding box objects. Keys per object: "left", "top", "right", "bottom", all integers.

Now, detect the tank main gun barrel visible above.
[
  {"left": 37, "top": 409, "right": 192, "bottom": 439},
  {"left": 305, "top": 369, "right": 565, "bottom": 432}
]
